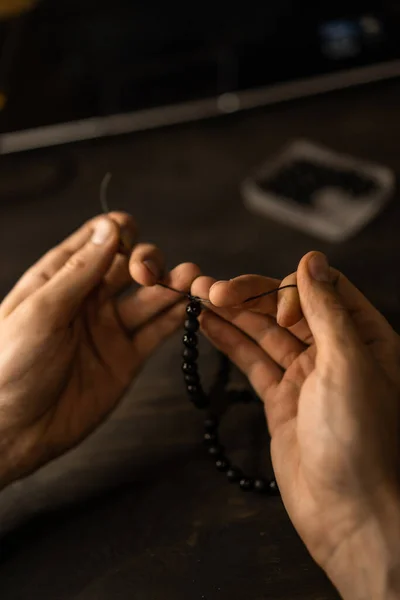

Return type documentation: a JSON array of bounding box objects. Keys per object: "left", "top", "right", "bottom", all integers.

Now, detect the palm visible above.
[
  {"left": 42, "top": 291, "right": 136, "bottom": 451},
  {"left": 266, "top": 321, "right": 400, "bottom": 565},
  {"left": 0, "top": 289, "right": 135, "bottom": 463},
  {"left": 1, "top": 255, "right": 199, "bottom": 485}
]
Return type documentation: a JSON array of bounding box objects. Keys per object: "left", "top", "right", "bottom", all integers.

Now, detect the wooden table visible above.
[{"left": 1, "top": 78, "right": 400, "bottom": 599}]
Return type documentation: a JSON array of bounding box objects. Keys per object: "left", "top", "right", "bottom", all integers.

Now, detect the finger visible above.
[
  {"left": 276, "top": 272, "right": 302, "bottom": 328},
  {"left": 191, "top": 276, "right": 241, "bottom": 320},
  {"left": 209, "top": 275, "right": 282, "bottom": 314},
  {"left": 287, "top": 258, "right": 396, "bottom": 347},
  {"left": 297, "top": 252, "right": 363, "bottom": 355},
  {"left": 102, "top": 241, "right": 166, "bottom": 300},
  {"left": 32, "top": 217, "right": 121, "bottom": 324},
  {"left": 207, "top": 274, "right": 309, "bottom": 348},
  {"left": 191, "top": 275, "right": 217, "bottom": 303},
  {"left": 119, "top": 262, "right": 201, "bottom": 332},
  {"left": 129, "top": 243, "right": 166, "bottom": 287},
  {"left": 226, "top": 310, "right": 306, "bottom": 370},
  {"left": 191, "top": 275, "right": 246, "bottom": 322},
  {"left": 200, "top": 310, "right": 282, "bottom": 400},
  {"left": 131, "top": 300, "right": 188, "bottom": 364},
  {"left": 102, "top": 253, "right": 132, "bottom": 299},
  {"left": 0, "top": 212, "right": 136, "bottom": 318},
  {"left": 193, "top": 276, "right": 306, "bottom": 370},
  {"left": 330, "top": 270, "right": 396, "bottom": 345}
]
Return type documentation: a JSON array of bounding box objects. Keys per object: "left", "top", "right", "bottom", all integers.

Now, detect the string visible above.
[
  {"left": 100, "top": 172, "right": 112, "bottom": 214},
  {"left": 157, "top": 282, "right": 298, "bottom": 305},
  {"left": 98, "top": 174, "right": 298, "bottom": 304}
]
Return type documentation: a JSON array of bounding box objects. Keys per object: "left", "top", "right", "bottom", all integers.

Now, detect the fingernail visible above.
[
  {"left": 143, "top": 259, "right": 160, "bottom": 279},
  {"left": 91, "top": 218, "right": 113, "bottom": 245},
  {"left": 308, "top": 253, "right": 330, "bottom": 282}
]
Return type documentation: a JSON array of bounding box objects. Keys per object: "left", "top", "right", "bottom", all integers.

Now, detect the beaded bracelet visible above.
[
  {"left": 182, "top": 298, "right": 280, "bottom": 496},
  {"left": 100, "top": 174, "right": 295, "bottom": 496}
]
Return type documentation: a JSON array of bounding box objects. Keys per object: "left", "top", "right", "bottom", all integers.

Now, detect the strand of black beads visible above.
[
  {"left": 182, "top": 299, "right": 209, "bottom": 410},
  {"left": 203, "top": 390, "right": 280, "bottom": 496},
  {"left": 182, "top": 299, "right": 279, "bottom": 496}
]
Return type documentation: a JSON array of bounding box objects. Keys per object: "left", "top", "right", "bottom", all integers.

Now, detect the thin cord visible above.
[
  {"left": 157, "top": 282, "right": 207, "bottom": 303},
  {"left": 157, "top": 282, "right": 297, "bottom": 305},
  {"left": 243, "top": 284, "right": 297, "bottom": 303},
  {"left": 100, "top": 172, "right": 112, "bottom": 214},
  {"left": 99, "top": 173, "right": 298, "bottom": 303}
]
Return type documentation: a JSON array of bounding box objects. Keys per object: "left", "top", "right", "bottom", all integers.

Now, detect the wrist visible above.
[{"left": 325, "top": 484, "right": 400, "bottom": 600}]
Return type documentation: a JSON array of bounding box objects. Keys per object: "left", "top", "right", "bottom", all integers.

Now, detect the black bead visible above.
[
  {"left": 203, "top": 432, "right": 218, "bottom": 445},
  {"left": 183, "top": 333, "right": 198, "bottom": 348},
  {"left": 186, "top": 302, "right": 202, "bottom": 317},
  {"left": 208, "top": 444, "right": 224, "bottom": 458},
  {"left": 268, "top": 479, "right": 280, "bottom": 495},
  {"left": 184, "top": 373, "right": 200, "bottom": 385},
  {"left": 184, "top": 318, "right": 199, "bottom": 333},
  {"left": 182, "top": 347, "right": 199, "bottom": 361},
  {"left": 226, "top": 467, "right": 242, "bottom": 483},
  {"left": 239, "top": 478, "right": 254, "bottom": 492},
  {"left": 182, "top": 361, "right": 198, "bottom": 375},
  {"left": 254, "top": 478, "right": 268, "bottom": 494},
  {"left": 187, "top": 384, "right": 202, "bottom": 395},
  {"left": 215, "top": 457, "right": 230, "bottom": 472},
  {"left": 204, "top": 416, "right": 219, "bottom": 432}
]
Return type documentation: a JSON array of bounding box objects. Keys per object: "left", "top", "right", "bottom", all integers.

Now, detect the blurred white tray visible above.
[{"left": 242, "top": 139, "right": 395, "bottom": 242}]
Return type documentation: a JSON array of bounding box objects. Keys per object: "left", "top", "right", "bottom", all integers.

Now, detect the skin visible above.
[
  {"left": 0, "top": 213, "right": 200, "bottom": 488},
  {"left": 191, "top": 252, "right": 400, "bottom": 599},
  {"left": 0, "top": 214, "right": 399, "bottom": 598}
]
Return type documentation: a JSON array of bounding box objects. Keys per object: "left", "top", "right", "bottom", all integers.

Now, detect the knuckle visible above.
[
  {"left": 64, "top": 253, "right": 87, "bottom": 273},
  {"left": 281, "top": 349, "right": 300, "bottom": 370}
]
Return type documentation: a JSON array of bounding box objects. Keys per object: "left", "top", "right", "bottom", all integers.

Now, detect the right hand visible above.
[{"left": 191, "top": 252, "right": 400, "bottom": 598}]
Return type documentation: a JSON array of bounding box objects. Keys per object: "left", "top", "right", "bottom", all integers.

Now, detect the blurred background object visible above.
[
  {"left": 1, "top": 0, "right": 400, "bottom": 152},
  {"left": 242, "top": 139, "right": 396, "bottom": 242}
]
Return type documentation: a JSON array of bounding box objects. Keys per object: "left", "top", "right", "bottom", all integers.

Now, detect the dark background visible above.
[
  {"left": 1, "top": 3, "right": 400, "bottom": 600},
  {"left": 2, "top": 0, "right": 400, "bottom": 133}
]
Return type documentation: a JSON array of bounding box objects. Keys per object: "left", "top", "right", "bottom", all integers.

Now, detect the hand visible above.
[
  {"left": 0, "top": 213, "right": 199, "bottom": 489},
  {"left": 191, "top": 253, "right": 400, "bottom": 599}
]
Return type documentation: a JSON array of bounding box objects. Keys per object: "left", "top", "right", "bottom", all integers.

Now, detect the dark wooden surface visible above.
[{"left": 2, "top": 79, "right": 400, "bottom": 599}]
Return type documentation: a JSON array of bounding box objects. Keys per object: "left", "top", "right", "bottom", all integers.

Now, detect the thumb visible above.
[
  {"left": 297, "top": 252, "right": 361, "bottom": 353},
  {"left": 36, "top": 217, "right": 120, "bottom": 320}
]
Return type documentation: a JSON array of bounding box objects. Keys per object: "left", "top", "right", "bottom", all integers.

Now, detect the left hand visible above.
[{"left": 0, "top": 213, "right": 200, "bottom": 488}]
